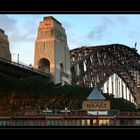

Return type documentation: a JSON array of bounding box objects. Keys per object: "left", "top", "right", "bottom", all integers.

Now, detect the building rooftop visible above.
[
  {"left": 87, "top": 86, "right": 106, "bottom": 100},
  {"left": 43, "top": 16, "right": 62, "bottom": 26},
  {"left": 0, "top": 28, "right": 4, "bottom": 34}
]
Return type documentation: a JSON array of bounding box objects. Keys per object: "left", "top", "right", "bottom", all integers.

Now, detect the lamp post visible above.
[{"left": 13, "top": 53, "right": 19, "bottom": 63}]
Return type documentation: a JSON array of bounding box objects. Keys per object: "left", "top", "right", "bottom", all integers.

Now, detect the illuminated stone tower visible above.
[
  {"left": 0, "top": 28, "right": 11, "bottom": 60},
  {"left": 34, "top": 16, "right": 71, "bottom": 84}
]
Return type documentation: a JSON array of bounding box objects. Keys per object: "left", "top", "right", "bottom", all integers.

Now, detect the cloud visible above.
[
  {"left": 9, "top": 16, "right": 40, "bottom": 56},
  {"left": 61, "top": 20, "right": 79, "bottom": 49},
  {"left": 0, "top": 15, "right": 37, "bottom": 50},
  {"left": 0, "top": 15, "right": 39, "bottom": 64},
  {"left": 87, "top": 25, "right": 106, "bottom": 40},
  {"left": 8, "top": 16, "right": 40, "bottom": 51},
  {"left": 87, "top": 16, "right": 129, "bottom": 41},
  {"left": 62, "top": 20, "right": 75, "bottom": 38},
  {"left": 87, "top": 17, "right": 115, "bottom": 40},
  {"left": 0, "top": 15, "right": 17, "bottom": 33},
  {"left": 10, "top": 32, "right": 35, "bottom": 44},
  {"left": 128, "top": 30, "right": 138, "bottom": 38},
  {"left": 62, "top": 20, "right": 74, "bottom": 29},
  {"left": 112, "top": 16, "right": 129, "bottom": 25}
]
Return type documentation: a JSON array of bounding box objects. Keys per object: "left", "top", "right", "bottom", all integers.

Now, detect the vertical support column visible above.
[
  {"left": 128, "top": 90, "right": 130, "bottom": 101},
  {"left": 75, "top": 64, "right": 79, "bottom": 84},
  {"left": 103, "top": 84, "right": 105, "bottom": 93},
  {"left": 45, "top": 117, "right": 48, "bottom": 126},
  {"left": 126, "top": 86, "right": 127, "bottom": 100},
  {"left": 136, "top": 71, "right": 138, "bottom": 88},
  {"left": 129, "top": 93, "right": 131, "bottom": 102},
  {"left": 118, "top": 78, "right": 120, "bottom": 98},
  {"left": 115, "top": 75, "right": 118, "bottom": 98},
  {"left": 76, "top": 64, "right": 79, "bottom": 76},
  {"left": 90, "top": 119, "right": 93, "bottom": 126},
  {"left": 79, "top": 117, "right": 82, "bottom": 126},
  {"left": 107, "top": 80, "right": 109, "bottom": 94},
  {"left": 112, "top": 75, "right": 114, "bottom": 95},
  {"left": 122, "top": 81, "right": 124, "bottom": 99}
]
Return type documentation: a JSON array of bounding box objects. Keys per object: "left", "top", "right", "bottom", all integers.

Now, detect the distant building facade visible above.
[
  {"left": 34, "top": 16, "right": 71, "bottom": 84},
  {"left": 0, "top": 28, "right": 11, "bottom": 60}
]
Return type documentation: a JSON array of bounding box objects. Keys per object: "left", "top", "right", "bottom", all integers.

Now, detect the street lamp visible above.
[{"left": 13, "top": 53, "right": 19, "bottom": 63}]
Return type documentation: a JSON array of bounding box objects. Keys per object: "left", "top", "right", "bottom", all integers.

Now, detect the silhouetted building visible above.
[{"left": 0, "top": 28, "right": 11, "bottom": 60}]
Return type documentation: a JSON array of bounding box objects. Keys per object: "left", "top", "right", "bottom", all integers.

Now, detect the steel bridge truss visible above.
[{"left": 70, "top": 44, "right": 140, "bottom": 106}]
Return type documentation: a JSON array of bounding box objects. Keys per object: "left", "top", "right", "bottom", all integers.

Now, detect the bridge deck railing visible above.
[
  {"left": 0, "top": 57, "right": 51, "bottom": 78},
  {"left": 0, "top": 109, "right": 121, "bottom": 117},
  {"left": 119, "top": 112, "right": 140, "bottom": 116}
]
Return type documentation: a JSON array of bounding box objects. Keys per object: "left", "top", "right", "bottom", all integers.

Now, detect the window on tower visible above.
[
  {"left": 60, "top": 63, "right": 63, "bottom": 71},
  {"left": 51, "top": 29, "right": 53, "bottom": 35},
  {"left": 43, "top": 42, "right": 46, "bottom": 51}
]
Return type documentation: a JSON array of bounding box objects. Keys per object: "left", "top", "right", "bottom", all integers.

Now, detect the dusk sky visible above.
[{"left": 0, "top": 14, "right": 140, "bottom": 65}]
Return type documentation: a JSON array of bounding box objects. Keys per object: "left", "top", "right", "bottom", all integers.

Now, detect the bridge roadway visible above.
[{"left": 0, "top": 57, "right": 51, "bottom": 80}]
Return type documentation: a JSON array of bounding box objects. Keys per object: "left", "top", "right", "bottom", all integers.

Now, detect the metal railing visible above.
[
  {"left": 0, "top": 109, "right": 121, "bottom": 117},
  {"left": 0, "top": 57, "right": 51, "bottom": 78},
  {"left": 119, "top": 111, "right": 140, "bottom": 116}
]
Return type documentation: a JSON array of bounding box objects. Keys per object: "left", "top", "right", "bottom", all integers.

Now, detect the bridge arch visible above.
[
  {"left": 38, "top": 58, "right": 50, "bottom": 73},
  {"left": 70, "top": 44, "right": 140, "bottom": 105}
]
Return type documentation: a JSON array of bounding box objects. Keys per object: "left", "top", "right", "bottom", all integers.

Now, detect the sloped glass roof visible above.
[{"left": 87, "top": 86, "right": 106, "bottom": 100}]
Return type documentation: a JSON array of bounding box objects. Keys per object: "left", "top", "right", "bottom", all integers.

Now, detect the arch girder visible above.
[{"left": 70, "top": 44, "right": 140, "bottom": 105}]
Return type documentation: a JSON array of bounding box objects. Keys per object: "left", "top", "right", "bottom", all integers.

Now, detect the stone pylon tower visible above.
[
  {"left": 34, "top": 16, "right": 71, "bottom": 84},
  {"left": 0, "top": 28, "right": 11, "bottom": 60}
]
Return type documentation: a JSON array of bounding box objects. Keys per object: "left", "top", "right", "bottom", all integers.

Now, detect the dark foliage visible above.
[{"left": 0, "top": 73, "right": 137, "bottom": 115}]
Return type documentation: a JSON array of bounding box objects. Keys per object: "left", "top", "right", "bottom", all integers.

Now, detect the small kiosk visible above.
[
  {"left": 82, "top": 86, "right": 111, "bottom": 125},
  {"left": 82, "top": 86, "right": 110, "bottom": 115}
]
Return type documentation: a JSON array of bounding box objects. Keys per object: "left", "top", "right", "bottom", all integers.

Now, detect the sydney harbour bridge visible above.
[
  {"left": 0, "top": 17, "right": 140, "bottom": 106},
  {"left": 70, "top": 44, "right": 140, "bottom": 106},
  {"left": 0, "top": 43, "right": 140, "bottom": 105}
]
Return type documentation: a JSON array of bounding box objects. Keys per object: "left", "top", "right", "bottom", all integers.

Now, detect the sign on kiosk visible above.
[{"left": 82, "top": 100, "right": 110, "bottom": 111}]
